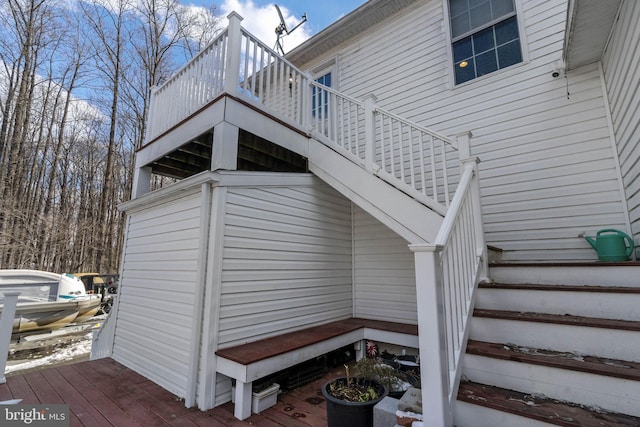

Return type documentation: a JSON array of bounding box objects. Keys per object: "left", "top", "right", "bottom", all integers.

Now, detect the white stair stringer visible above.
[
  {"left": 308, "top": 139, "right": 443, "bottom": 244},
  {"left": 464, "top": 353, "right": 640, "bottom": 417}
]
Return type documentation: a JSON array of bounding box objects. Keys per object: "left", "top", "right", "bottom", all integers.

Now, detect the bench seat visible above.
[{"left": 215, "top": 317, "right": 419, "bottom": 420}]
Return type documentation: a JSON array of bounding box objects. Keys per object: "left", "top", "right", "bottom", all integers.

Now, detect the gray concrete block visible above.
[{"left": 374, "top": 396, "right": 399, "bottom": 427}]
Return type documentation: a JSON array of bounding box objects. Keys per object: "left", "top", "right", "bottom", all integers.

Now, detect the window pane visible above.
[
  {"left": 451, "top": 13, "right": 470, "bottom": 38},
  {"left": 470, "top": 1, "right": 492, "bottom": 29},
  {"left": 455, "top": 60, "right": 476, "bottom": 84},
  {"left": 475, "top": 50, "right": 498, "bottom": 76},
  {"left": 491, "top": 0, "right": 514, "bottom": 19},
  {"left": 473, "top": 27, "right": 495, "bottom": 53},
  {"left": 495, "top": 16, "right": 519, "bottom": 45},
  {"left": 497, "top": 40, "right": 522, "bottom": 68},
  {"left": 450, "top": 0, "right": 468, "bottom": 16},
  {"left": 453, "top": 37, "right": 473, "bottom": 62}
]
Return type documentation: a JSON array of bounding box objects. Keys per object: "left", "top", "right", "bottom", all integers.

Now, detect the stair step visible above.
[
  {"left": 466, "top": 340, "right": 640, "bottom": 381},
  {"left": 473, "top": 309, "right": 640, "bottom": 332},
  {"left": 479, "top": 283, "right": 640, "bottom": 293},
  {"left": 457, "top": 381, "right": 640, "bottom": 427},
  {"left": 489, "top": 262, "right": 640, "bottom": 286}
]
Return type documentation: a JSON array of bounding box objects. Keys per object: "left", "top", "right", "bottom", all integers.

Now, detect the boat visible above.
[{"left": 0, "top": 270, "right": 102, "bottom": 333}]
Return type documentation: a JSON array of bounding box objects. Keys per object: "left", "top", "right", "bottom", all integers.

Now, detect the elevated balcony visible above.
[{"left": 133, "top": 13, "right": 461, "bottom": 225}]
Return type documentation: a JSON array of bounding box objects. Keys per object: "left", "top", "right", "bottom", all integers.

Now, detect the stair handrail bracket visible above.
[{"left": 410, "top": 146, "right": 488, "bottom": 426}]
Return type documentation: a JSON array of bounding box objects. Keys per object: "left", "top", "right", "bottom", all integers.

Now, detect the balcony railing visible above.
[{"left": 145, "top": 12, "right": 458, "bottom": 214}]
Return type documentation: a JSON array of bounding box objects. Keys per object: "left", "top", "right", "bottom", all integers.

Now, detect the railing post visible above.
[
  {"left": 456, "top": 130, "right": 472, "bottom": 163},
  {"left": 409, "top": 244, "right": 452, "bottom": 427},
  {"left": 457, "top": 130, "right": 489, "bottom": 283},
  {"left": 224, "top": 12, "right": 243, "bottom": 95},
  {"left": 0, "top": 292, "right": 20, "bottom": 384},
  {"left": 363, "top": 94, "right": 378, "bottom": 172}
]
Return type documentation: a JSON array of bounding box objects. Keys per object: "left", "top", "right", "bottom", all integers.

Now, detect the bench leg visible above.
[
  {"left": 234, "top": 380, "right": 253, "bottom": 420},
  {"left": 355, "top": 339, "right": 366, "bottom": 360}
]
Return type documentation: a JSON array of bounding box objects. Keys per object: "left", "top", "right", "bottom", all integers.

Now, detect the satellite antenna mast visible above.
[{"left": 274, "top": 4, "right": 307, "bottom": 55}]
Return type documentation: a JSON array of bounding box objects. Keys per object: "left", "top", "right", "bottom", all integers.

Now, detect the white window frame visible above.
[
  {"left": 311, "top": 57, "right": 338, "bottom": 90},
  {"left": 443, "top": 0, "right": 529, "bottom": 88}
]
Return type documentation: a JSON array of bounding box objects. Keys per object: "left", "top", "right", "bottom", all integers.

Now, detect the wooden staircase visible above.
[{"left": 455, "top": 263, "right": 640, "bottom": 427}]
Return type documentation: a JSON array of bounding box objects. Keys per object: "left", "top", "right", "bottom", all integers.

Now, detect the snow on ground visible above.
[{"left": 6, "top": 332, "right": 93, "bottom": 374}]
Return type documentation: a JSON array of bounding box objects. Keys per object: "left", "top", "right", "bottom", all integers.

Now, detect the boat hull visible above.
[{"left": 7, "top": 300, "right": 80, "bottom": 333}]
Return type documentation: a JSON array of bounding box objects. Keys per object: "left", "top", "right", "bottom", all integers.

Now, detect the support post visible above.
[
  {"left": 363, "top": 94, "right": 378, "bottom": 173},
  {"left": 0, "top": 292, "right": 20, "bottom": 384},
  {"left": 409, "top": 244, "right": 452, "bottom": 427},
  {"left": 224, "top": 12, "right": 244, "bottom": 95},
  {"left": 131, "top": 166, "right": 152, "bottom": 199},
  {"left": 211, "top": 123, "right": 239, "bottom": 171},
  {"left": 234, "top": 380, "right": 253, "bottom": 420}
]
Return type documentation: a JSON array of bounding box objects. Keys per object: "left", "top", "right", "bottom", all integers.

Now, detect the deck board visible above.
[{"left": 3, "top": 357, "right": 339, "bottom": 426}]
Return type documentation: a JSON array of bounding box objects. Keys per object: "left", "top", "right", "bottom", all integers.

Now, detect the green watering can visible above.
[{"left": 584, "top": 229, "right": 634, "bottom": 262}]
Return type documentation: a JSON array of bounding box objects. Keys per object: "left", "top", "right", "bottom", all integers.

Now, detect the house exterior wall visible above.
[
  {"left": 113, "top": 188, "right": 203, "bottom": 398},
  {"left": 295, "top": 0, "right": 628, "bottom": 261},
  {"left": 602, "top": 0, "right": 640, "bottom": 256},
  {"left": 353, "top": 205, "right": 418, "bottom": 324},
  {"left": 216, "top": 182, "right": 354, "bottom": 348}
]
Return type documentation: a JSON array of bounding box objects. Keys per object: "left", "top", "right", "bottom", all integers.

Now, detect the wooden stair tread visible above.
[
  {"left": 473, "top": 309, "right": 640, "bottom": 331},
  {"left": 458, "top": 381, "right": 640, "bottom": 427},
  {"left": 479, "top": 283, "right": 640, "bottom": 293},
  {"left": 467, "top": 340, "right": 640, "bottom": 381}
]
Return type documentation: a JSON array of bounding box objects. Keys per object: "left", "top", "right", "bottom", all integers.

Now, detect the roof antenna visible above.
[{"left": 274, "top": 4, "right": 307, "bottom": 55}]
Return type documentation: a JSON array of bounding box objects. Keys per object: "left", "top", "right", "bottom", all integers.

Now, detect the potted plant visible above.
[
  {"left": 354, "top": 357, "right": 417, "bottom": 399},
  {"left": 322, "top": 363, "right": 389, "bottom": 427}
]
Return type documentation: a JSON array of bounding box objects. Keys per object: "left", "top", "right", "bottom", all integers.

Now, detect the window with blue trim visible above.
[{"left": 450, "top": 0, "right": 522, "bottom": 84}]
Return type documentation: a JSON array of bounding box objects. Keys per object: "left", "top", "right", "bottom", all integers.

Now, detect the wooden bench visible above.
[{"left": 215, "top": 318, "right": 419, "bottom": 420}]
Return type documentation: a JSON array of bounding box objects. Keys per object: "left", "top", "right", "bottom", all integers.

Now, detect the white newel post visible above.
[
  {"left": 224, "top": 12, "right": 243, "bottom": 95},
  {"left": 456, "top": 131, "right": 489, "bottom": 283},
  {"left": 0, "top": 292, "right": 20, "bottom": 384},
  {"left": 363, "top": 94, "right": 378, "bottom": 173},
  {"left": 410, "top": 245, "right": 452, "bottom": 427}
]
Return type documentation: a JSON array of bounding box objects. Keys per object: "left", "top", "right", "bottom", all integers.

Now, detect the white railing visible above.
[
  {"left": 309, "top": 82, "right": 458, "bottom": 214},
  {"left": 146, "top": 28, "right": 230, "bottom": 141},
  {"left": 411, "top": 134, "right": 487, "bottom": 426},
  {"left": 143, "top": 13, "right": 459, "bottom": 214}
]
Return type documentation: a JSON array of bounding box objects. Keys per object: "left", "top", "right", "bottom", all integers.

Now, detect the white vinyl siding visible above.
[
  {"left": 114, "top": 189, "right": 202, "bottom": 398},
  {"left": 602, "top": 0, "right": 640, "bottom": 252},
  {"left": 299, "top": 0, "right": 626, "bottom": 261},
  {"left": 353, "top": 205, "right": 417, "bottom": 324},
  {"left": 217, "top": 183, "right": 353, "bottom": 348}
]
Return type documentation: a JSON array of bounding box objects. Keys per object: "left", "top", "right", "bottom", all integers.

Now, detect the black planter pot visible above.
[{"left": 322, "top": 377, "right": 388, "bottom": 427}]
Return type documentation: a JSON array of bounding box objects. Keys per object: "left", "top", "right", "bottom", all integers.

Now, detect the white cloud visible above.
[{"left": 219, "top": 0, "right": 312, "bottom": 53}]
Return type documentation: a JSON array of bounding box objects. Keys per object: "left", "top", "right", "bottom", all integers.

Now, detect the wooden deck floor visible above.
[{"left": 0, "top": 357, "right": 343, "bottom": 426}]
